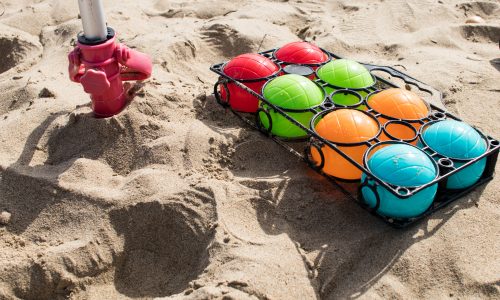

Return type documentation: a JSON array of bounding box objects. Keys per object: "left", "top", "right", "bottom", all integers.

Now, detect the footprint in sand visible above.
[
  {"left": 109, "top": 188, "right": 217, "bottom": 298},
  {"left": 458, "top": 1, "right": 499, "bottom": 19},
  {"left": 199, "top": 23, "right": 254, "bottom": 57},
  {"left": 459, "top": 24, "right": 500, "bottom": 43},
  {"left": 0, "top": 24, "right": 42, "bottom": 75},
  {"left": 456, "top": 1, "right": 499, "bottom": 43},
  {"left": 146, "top": 0, "right": 238, "bottom": 19}
]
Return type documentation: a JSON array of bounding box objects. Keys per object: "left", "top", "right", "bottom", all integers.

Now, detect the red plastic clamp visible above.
[{"left": 68, "top": 32, "right": 152, "bottom": 117}]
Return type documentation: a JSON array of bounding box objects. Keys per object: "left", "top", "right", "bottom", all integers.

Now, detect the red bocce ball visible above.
[
  {"left": 274, "top": 41, "right": 329, "bottom": 66},
  {"left": 221, "top": 53, "right": 279, "bottom": 113}
]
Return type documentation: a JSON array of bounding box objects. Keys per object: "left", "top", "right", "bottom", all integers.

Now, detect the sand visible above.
[{"left": 0, "top": 0, "right": 499, "bottom": 299}]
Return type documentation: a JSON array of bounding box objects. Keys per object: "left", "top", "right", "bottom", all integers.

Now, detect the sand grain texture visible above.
[{"left": 0, "top": 0, "right": 499, "bottom": 299}]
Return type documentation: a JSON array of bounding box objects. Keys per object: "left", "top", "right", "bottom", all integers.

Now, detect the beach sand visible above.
[{"left": 0, "top": 0, "right": 499, "bottom": 299}]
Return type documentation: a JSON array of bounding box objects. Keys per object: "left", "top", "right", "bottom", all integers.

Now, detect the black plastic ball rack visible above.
[{"left": 209, "top": 48, "right": 499, "bottom": 228}]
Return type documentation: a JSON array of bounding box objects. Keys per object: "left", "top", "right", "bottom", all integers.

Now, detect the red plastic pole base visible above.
[{"left": 68, "top": 29, "right": 152, "bottom": 118}]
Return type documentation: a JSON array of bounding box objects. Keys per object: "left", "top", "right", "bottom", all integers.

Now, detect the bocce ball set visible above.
[{"left": 210, "top": 41, "right": 500, "bottom": 227}]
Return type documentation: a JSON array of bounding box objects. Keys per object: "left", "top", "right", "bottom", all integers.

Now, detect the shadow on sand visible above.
[
  {"left": 490, "top": 58, "right": 500, "bottom": 72},
  {"left": 0, "top": 108, "right": 127, "bottom": 235},
  {"left": 194, "top": 93, "right": 486, "bottom": 299}
]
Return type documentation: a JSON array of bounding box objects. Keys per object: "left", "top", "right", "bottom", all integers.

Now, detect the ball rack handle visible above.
[
  {"left": 256, "top": 107, "right": 273, "bottom": 136},
  {"left": 358, "top": 177, "right": 381, "bottom": 213},
  {"left": 213, "top": 79, "right": 230, "bottom": 108}
]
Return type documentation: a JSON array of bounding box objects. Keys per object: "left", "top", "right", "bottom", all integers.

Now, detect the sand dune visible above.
[{"left": 0, "top": 0, "right": 499, "bottom": 299}]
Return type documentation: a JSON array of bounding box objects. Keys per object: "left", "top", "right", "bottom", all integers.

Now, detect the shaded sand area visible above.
[{"left": 0, "top": 0, "right": 499, "bottom": 299}]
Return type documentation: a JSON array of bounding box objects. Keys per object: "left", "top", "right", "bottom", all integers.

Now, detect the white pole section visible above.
[{"left": 78, "top": 0, "right": 108, "bottom": 40}]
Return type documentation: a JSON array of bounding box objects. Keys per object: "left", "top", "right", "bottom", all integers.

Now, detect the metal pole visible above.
[{"left": 78, "top": 0, "right": 107, "bottom": 41}]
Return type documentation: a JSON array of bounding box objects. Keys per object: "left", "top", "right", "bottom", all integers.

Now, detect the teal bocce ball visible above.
[
  {"left": 419, "top": 120, "right": 487, "bottom": 189},
  {"left": 361, "top": 144, "right": 438, "bottom": 218}
]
